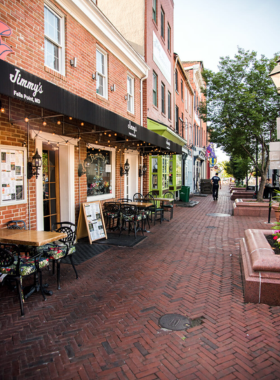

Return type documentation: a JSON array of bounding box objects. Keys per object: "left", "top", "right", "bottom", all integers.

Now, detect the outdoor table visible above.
[
  {"left": 0, "top": 229, "right": 67, "bottom": 298},
  {"left": 119, "top": 201, "right": 153, "bottom": 234}
]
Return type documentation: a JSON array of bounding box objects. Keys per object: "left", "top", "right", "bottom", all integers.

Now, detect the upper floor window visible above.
[
  {"left": 167, "top": 23, "right": 171, "bottom": 52},
  {"left": 152, "top": 0, "right": 157, "bottom": 23},
  {"left": 161, "top": 8, "right": 165, "bottom": 39},
  {"left": 153, "top": 71, "right": 158, "bottom": 107},
  {"left": 168, "top": 91, "right": 171, "bottom": 120},
  {"left": 96, "top": 47, "right": 108, "bottom": 99},
  {"left": 175, "top": 69, "right": 178, "bottom": 92},
  {"left": 44, "top": 4, "right": 65, "bottom": 74},
  {"left": 127, "top": 75, "right": 134, "bottom": 114},
  {"left": 181, "top": 80, "right": 183, "bottom": 101},
  {"left": 185, "top": 86, "right": 188, "bottom": 110},
  {"left": 161, "top": 82, "right": 165, "bottom": 114},
  {"left": 175, "top": 106, "right": 179, "bottom": 133},
  {"left": 194, "top": 90, "right": 196, "bottom": 111}
]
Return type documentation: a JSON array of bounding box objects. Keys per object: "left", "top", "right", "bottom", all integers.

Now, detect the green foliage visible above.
[
  {"left": 224, "top": 156, "right": 251, "bottom": 183},
  {"left": 200, "top": 48, "right": 280, "bottom": 200}
]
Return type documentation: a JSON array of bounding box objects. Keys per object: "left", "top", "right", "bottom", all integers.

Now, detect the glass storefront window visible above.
[
  {"left": 169, "top": 156, "right": 173, "bottom": 186},
  {"left": 86, "top": 148, "right": 112, "bottom": 197},
  {"left": 162, "top": 156, "right": 169, "bottom": 189},
  {"left": 176, "top": 155, "right": 182, "bottom": 187}
]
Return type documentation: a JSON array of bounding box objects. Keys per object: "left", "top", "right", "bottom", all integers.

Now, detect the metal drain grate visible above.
[
  {"left": 159, "top": 314, "right": 203, "bottom": 331},
  {"left": 206, "top": 226, "right": 217, "bottom": 229},
  {"left": 207, "top": 213, "right": 231, "bottom": 217}
]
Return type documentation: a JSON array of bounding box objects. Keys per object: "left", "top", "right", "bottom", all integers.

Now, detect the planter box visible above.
[
  {"left": 240, "top": 229, "right": 280, "bottom": 306},
  {"left": 230, "top": 190, "right": 254, "bottom": 200},
  {"left": 230, "top": 187, "right": 247, "bottom": 193},
  {"left": 233, "top": 199, "right": 275, "bottom": 217}
]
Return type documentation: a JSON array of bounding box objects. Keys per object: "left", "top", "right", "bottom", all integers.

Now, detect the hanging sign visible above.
[
  {"left": 0, "top": 21, "right": 14, "bottom": 61},
  {"left": 77, "top": 201, "right": 107, "bottom": 244}
]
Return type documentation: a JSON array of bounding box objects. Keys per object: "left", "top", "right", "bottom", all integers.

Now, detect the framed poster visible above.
[
  {"left": 77, "top": 201, "right": 107, "bottom": 244},
  {"left": 0, "top": 145, "right": 27, "bottom": 206}
]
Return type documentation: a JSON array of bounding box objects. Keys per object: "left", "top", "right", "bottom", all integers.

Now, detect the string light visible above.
[
  {"left": 57, "top": 120, "right": 61, "bottom": 125},
  {"left": 42, "top": 120, "right": 47, "bottom": 126},
  {"left": 24, "top": 117, "right": 29, "bottom": 122},
  {"left": 81, "top": 122, "right": 84, "bottom": 126},
  {"left": 69, "top": 117, "right": 72, "bottom": 120}
]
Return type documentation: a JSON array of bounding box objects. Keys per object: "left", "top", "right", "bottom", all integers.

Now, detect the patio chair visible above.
[
  {"left": 163, "top": 191, "right": 175, "bottom": 221},
  {"left": 6, "top": 220, "right": 27, "bottom": 230},
  {"left": 117, "top": 198, "right": 132, "bottom": 202},
  {"left": 43, "top": 222, "right": 78, "bottom": 290},
  {"left": 144, "top": 193, "right": 163, "bottom": 225},
  {"left": 103, "top": 202, "right": 121, "bottom": 231},
  {"left": 0, "top": 243, "right": 49, "bottom": 316},
  {"left": 133, "top": 193, "right": 144, "bottom": 202},
  {"left": 119, "top": 204, "right": 145, "bottom": 238}
]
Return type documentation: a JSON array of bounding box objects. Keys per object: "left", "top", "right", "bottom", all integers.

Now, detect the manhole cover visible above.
[
  {"left": 206, "top": 226, "right": 216, "bottom": 229},
  {"left": 207, "top": 213, "right": 231, "bottom": 217},
  {"left": 159, "top": 314, "right": 204, "bottom": 331}
]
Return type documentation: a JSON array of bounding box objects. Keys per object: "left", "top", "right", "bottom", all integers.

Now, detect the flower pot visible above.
[{"left": 272, "top": 204, "right": 280, "bottom": 222}]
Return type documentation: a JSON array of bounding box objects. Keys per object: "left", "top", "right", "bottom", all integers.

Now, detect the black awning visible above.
[{"left": 0, "top": 60, "right": 182, "bottom": 154}]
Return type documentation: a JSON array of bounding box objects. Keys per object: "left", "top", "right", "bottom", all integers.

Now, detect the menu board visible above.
[
  {"left": 76, "top": 201, "right": 107, "bottom": 244},
  {"left": 1, "top": 148, "right": 24, "bottom": 202}
]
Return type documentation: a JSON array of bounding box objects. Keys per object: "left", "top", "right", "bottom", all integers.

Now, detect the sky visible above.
[{"left": 174, "top": 0, "right": 280, "bottom": 163}]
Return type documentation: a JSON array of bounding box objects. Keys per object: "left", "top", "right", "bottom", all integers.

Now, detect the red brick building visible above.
[
  {"left": 182, "top": 61, "right": 209, "bottom": 189},
  {"left": 0, "top": 0, "right": 181, "bottom": 231}
]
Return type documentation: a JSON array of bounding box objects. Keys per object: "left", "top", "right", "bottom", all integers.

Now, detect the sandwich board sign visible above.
[{"left": 77, "top": 201, "right": 107, "bottom": 244}]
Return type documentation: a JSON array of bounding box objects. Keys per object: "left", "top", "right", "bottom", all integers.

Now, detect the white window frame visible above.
[
  {"left": 185, "top": 86, "right": 188, "bottom": 110},
  {"left": 44, "top": 1, "right": 65, "bottom": 75},
  {"left": 96, "top": 46, "right": 108, "bottom": 99},
  {"left": 0, "top": 145, "right": 27, "bottom": 207},
  {"left": 127, "top": 74, "right": 134, "bottom": 114},
  {"left": 86, "top": 144, "right": 116, "bottom": 202},
  {"left": 152, "top": 0, "right": 157, "bottom": 23}
]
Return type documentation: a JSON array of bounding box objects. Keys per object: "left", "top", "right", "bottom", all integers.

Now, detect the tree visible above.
[
  {"left": 224, "top": 156, "right": 252, "bottom": 185},
  {"left": 200, "top": 48, "right": 280, "bottom": 201}
]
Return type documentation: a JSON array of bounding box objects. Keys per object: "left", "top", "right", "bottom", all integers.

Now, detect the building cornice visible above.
[{"left": 55, "top": 0, "right": 149, "bottom": 78}]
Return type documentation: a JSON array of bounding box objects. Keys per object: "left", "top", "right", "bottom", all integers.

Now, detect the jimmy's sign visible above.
[
  {"left": 10, "top": 68, "right": 43, "bottom": 104},
  {"left": 0, "top": 20, "right": 14, "bottom": 60}
]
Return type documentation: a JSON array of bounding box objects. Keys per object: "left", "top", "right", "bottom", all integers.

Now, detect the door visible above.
[
  {"left": 124, "top": 153, "right": 138, "bottom": 200},
  {"left": 42, "top": 145, "right": 60, "bottom": 231}
]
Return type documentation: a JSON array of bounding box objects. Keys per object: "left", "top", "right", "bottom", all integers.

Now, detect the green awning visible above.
[{"left": 147, "top": 118, "right": 186, "bottom": 146}]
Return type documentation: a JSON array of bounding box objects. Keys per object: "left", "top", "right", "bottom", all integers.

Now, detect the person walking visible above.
[{"left": 211, "top": 172, "right": 221, "bottom": 200}]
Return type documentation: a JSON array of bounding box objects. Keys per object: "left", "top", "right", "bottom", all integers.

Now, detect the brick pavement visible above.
[{"left": 1, "top": 185, "right": 280, "bottom": 380}]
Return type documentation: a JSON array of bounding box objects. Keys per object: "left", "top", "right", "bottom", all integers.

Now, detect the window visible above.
[
  {"left": 0, "top": 145, "right": 27, "bottom": 206},
  {"left": 185, "top": 119, "right": 188, "bottom": 141},
  {"left": 181, "top": 112, "right": 184, "bottom": 136},
  {"left": 127, "top": 75, "right": 134, "bottom": 113},
  {"left": 161, "top": 82, "right": 165, "bottom": 114},
  {"left": 194, "top": 91, "right": 196, "bottom": 112},
  {"left": 161, "top": 8, "right": 165, "bottom": 39},
  {"left": 96, "top": 47, "right": 108, "bottom": 98},
  {"left": 153, "top": 71, "right": 158, "bottom": 107},
  {"left": 167, "top": 23, "right": 171, "bottom": 51},
  {"left": 190, "top": 123, "right": 192, "bottom": 144},
  {"left": 168, "top": 91, "right": 171, "bottom": 119},
  {"left": 175, "top": 106, "right": 179, "bottom": 133},
  {"left": 175, "top": 69, "right": 178, "bottom": 92},
  {"left": 44, "top": 4, "right": 64, "bottom": 74},
  {"left": 181, "top": 80, "right": 183, "bottom": 100},
  {"left": 152, "top": 0, "right": 157, "bottom": 23},
  {"left": 86, "top": 148, "right": 113, "bottom": 199},
  {"left": 185, "top": 86, "right": 188, "bottom": 110}
]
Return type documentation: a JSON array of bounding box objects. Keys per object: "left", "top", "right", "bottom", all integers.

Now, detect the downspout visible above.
[{"left": 140, "top": 74, "right": 148, "bottom": 194}]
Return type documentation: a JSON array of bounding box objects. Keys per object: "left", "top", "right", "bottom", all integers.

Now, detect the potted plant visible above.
[{"left": 271, "top": 189, "right": 280, "bottom": 222}]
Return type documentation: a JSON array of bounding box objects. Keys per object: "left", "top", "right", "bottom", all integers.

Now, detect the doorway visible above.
[
  {"left": 124, "top": 153, "right": 138, "bottom": 200},
  {"left": 42, "top": 145, "right": 60, "bottom": 231}
]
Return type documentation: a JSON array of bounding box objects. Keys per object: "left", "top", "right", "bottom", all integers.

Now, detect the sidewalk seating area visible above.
[{"left": 1, "top": 185, "right": 280, "bottom": 379}]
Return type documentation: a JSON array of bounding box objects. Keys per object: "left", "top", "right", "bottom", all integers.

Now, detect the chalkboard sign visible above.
[{"left": 77, "top": 201, "right": 107, "bottom": 244}]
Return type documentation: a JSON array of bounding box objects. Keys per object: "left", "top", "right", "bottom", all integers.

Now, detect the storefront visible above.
[{"left": 0, "top": 60, "right": 182, "bottom": 229}]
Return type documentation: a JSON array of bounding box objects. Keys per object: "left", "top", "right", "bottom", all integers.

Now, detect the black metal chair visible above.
[
  {"left": 117, "top": 198, "right": 132, "bottom": 202},
  {"left": 119, "top": 204, "right": 145, "bottom": 238},
  {"left": 133, "top": 193, "right": 144, "bottom": 201},
  {"left": 144, "top": 193, "right": 163, "bottom": 225},
  {"left": 43, "top": 222, "right": 78, "bottom": 290},
  {"left": 0, "top": 243, "right": 48, "bottom": 316},
  {"left": 163, "top": 191, "right": 175, "bottom": 221},
  {"left": 103, "top": 202, "right": 121, "bottom": 231},
  {"left": 6, "top": 220, "right": 27, "bottom": 230}
]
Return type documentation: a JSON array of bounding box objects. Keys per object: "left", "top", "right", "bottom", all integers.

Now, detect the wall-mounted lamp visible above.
[
  {"left": 78, "top": 156, "right": 91, "bottom": 177},
  {"left": 70, "top": 57, "right": 77, "bottom": 67},
  {"left": 0, "top": 101, "right": 4, "bottom": 113},
  {"left": 120, "top": 159, "right": 130, "bottom": 176},
  {"left": 139, "top": 164, "right": 147, "bottom": 177},
  {"left": 110, "top": 84, "right": 116, "bottom": 92},
  {"left": 27, "top": 149, "right": 42, "bottom": 179}
]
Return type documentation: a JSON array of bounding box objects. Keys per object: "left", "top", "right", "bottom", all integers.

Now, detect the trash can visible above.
[{"left": 180, "top": 186, "right": 190, "bottom": 202}]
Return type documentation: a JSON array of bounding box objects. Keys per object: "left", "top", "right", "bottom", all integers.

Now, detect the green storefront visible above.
[{"left": 148, "top": 118, "right": 185, "bottom": 196}]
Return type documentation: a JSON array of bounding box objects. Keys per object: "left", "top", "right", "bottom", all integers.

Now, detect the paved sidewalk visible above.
[{"left": 1, "top": 185, "right": 280, "bottom": 380}]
